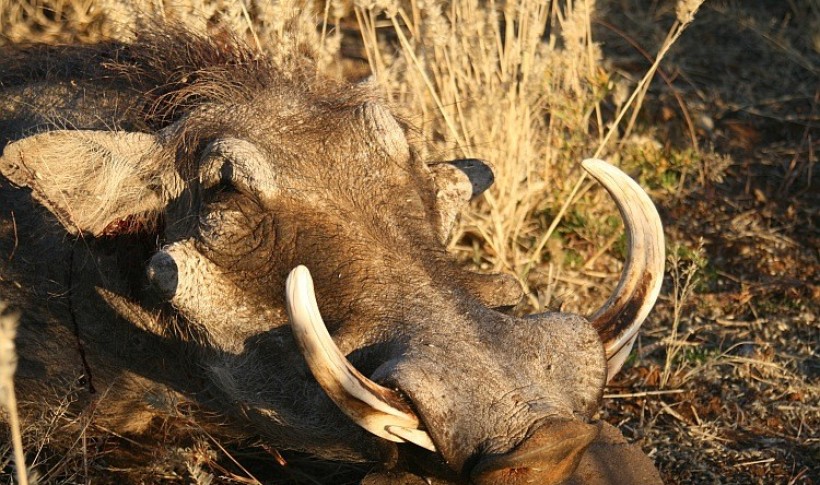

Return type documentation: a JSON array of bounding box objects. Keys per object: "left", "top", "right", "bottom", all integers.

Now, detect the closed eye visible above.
[{"left": 203, "top": 178, "right": 241, "bottom": 203}]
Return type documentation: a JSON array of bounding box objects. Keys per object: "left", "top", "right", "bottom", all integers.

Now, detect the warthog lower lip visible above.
[
  {"left": 286, "top": 265, "right": 437, "bottom": 452},
  {"left": 470, "top": 419, "right": 601, "bottom": 485}
]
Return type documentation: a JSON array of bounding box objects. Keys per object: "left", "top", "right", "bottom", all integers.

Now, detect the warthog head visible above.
[{"left": 0, "top": 29, "right": 663, "bottom": 484}]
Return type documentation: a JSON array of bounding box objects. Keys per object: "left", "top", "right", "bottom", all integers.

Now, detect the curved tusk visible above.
[
  {"left": 285, "top": 266, "right": 437, "bottom": 452},
  {"left": 581, "top": 159, "right": 665, "bottom": 382}
]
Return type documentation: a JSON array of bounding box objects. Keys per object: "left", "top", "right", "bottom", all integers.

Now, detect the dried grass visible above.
[
  {"left": 660, "top": 239, "right": 705, "bottom": 388},
  {"left": 0, "top": 303, "right": 29, "bottom": 485}
]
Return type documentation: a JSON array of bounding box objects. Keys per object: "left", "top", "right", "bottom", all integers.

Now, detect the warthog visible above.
[{"left": 0, "top": 27, "right": 664, "bottom": 484}]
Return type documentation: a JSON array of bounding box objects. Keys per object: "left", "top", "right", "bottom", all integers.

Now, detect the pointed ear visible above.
[
  {"left": 429, "top": 158, "right": 495, "bottom": 242},
  {"left": 445, "top": 158, "right": 494, "bottom": 198},
  {"left": 0, "top": 130, "right": 183, "bottom": 236}
]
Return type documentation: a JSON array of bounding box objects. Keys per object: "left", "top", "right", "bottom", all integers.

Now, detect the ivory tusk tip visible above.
[
  {"left": 286, "top": 266, "right": 313, "bottom": 298},
  {"left": 386, "top": 426, "right": 437, "bottom": 452},
  {"left": 581, "top": 158, "right": 607, "bottom": 170},
  {"left": 288, "top": 265, "right": 311, "bottom": 281}
]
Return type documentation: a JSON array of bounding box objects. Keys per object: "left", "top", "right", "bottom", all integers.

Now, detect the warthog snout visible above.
[{"left": 284, "top": 159, "right": 664, "bottom": 482}]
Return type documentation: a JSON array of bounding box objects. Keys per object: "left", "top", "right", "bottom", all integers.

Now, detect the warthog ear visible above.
[
  {"left": 441, "top": 158, "right": 495, "bottom": 198},
  {"left": 0, "top": 130, "right": 182, "bottom": 236},
  {"left": 430, "top": 158, "right": 494, "bottom": 241}
]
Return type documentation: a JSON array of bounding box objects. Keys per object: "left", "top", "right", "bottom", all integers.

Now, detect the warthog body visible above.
[{"left": 0, "top": 27, "right": 664, "bottom": 484}]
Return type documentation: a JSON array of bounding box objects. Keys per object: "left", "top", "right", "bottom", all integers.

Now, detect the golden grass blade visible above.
[{"left": 1, "top": 304, "right": 29, "bottom": 485}]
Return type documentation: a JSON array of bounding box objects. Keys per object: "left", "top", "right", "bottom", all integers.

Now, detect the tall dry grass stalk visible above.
[
  {"left": 660, "top": 240, "right": 704, "bottom": 388},
  {"left": 0, "top": 303, "right": 29, "bottom": 485}
]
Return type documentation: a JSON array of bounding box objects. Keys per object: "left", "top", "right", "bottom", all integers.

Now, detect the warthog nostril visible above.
[
  {"left": 470, "top": 419, "right": 601, "bottom": 485},
  {"left": 146, "top": 250, "right": 178, "bottom": 298}
]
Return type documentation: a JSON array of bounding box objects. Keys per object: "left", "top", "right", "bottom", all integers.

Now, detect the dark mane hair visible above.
[{"left": 0, "top": 24, "right": 324, "bottom": 130}]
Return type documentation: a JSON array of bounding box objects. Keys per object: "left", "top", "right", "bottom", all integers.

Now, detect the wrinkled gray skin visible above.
[{"left": 0, "top": 29, "right": 660, "bottom": 484}]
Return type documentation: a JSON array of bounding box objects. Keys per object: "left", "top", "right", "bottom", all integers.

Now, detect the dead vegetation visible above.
[{"left": 0, "top": 0, "right": 817, "bottom": 484}]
